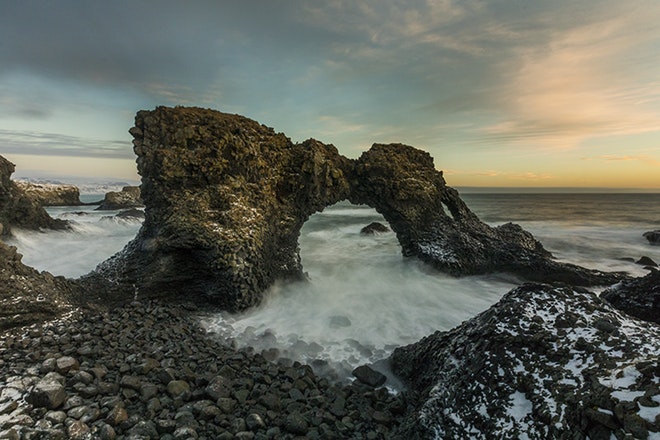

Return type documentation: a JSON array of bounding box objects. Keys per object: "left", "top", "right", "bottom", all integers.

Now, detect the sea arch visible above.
[{"left": 87, "top": 107, "right": 625, "bottom": 310}]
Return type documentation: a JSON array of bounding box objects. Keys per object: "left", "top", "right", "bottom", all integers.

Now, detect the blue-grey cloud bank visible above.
[{"left": 1, "top": 0, "right": 659, "bottom": 188}]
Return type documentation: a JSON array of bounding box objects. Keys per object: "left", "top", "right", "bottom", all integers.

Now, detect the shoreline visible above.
[{"left": 0, "top": 299, "right": 408, "bottom": 440}]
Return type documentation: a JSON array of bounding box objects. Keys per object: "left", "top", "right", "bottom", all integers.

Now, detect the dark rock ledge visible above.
[
  {"left": 391, "top": 284, "right": 660, "bottom": 439},
  {"left": 86, "top": 106, "right": 626, "bottom": 310},
  {"left": 0, "top": 155, "right": 68, "bottom": 237}
]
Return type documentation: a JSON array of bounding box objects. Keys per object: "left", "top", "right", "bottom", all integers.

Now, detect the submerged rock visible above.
[
  {"left": 89, "top": 106, "right": 626, "bottom": 309},
  {"left": 0, "top": 155, "right": 68, "bottom": 236},
  {"left": 636, "top": 256, "right": 658, "bottom": 267},
  {"left": 643, "top": 230, "right": 660, "bottom": 245},
  {"left": 390, "top": 283, "right": 660, "bottom": 439},
  {"left": 96, "top": 186, "right": 142, "bottom": 210},
  {"left": 601, "top": 270, "right": 660, "bottom": 324},
  {"left": 114, "top": 207, "right": 145, "bottom": 220},
  {"left": 360, "top": 221, "right": 390, "bottom": 235}
]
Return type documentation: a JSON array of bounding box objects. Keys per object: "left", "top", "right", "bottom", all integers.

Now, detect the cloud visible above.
[
  {"left": 0, "top": 129, "right": 133, "bottom": 159},
  {"left": 581, "top": 155, "right": 660, "bottom": 166},
  {"left": 478, "top": 4, "right": 660, "bottom": 149}
]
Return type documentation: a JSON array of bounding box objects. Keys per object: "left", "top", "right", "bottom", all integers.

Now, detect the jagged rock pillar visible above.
[{"left": 91, "top": 107, "right": 351, "bottom": 309}]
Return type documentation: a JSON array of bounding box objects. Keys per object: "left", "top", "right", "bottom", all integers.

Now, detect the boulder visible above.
[
  {"left": 635, "top": 256, "right": 658, "bottom": 267},
  {"left": 352, "top": 364, "right": 387, "bottom": 387},
  {"left": 0, "top": 155, "right": 68, "bottom": 235},
  {"left": 87, "top": 106, "right": 626, "bottom": 309},
  {"left": 96, "top": 186, "right": 142, "bottom": 210},
  {"left": 390, "top": 283, "right": 660, "bottom": 439},
  {"left": 643, "top": 230, "right": 660, "bottom": 245},
  {"left": 360, "top": 221, "right": 390, "bottom": 235},
  {"left": 14, "top": 181, "right": 82, "bottom": 206},
  {"left": 601, "top": 270, "right": 660, "bottom": 324}
]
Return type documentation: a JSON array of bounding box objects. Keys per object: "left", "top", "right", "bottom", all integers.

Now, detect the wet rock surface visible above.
[
  {"left": 390, "top": 284, "right": 660, "bottom": 439},
  {"left": 89, "top": 106, "right": 626, "bottom": 311},
  {"left": 96, "top": 186, "right": 143, "bottom": 210},
  {"left": 360, "top": 222, "right": 390, "bottom": 235},
  {"left": 601, "top": 270, "right": 660, "bottom": 324},
  {"left": 643, "top": 230, "right": 660, "bottom": 245},
  {"left": 0, "top": 155, "right": 68, "bottom": 236},
  {"left": 0, "top": 301, "right": 407, "bottom": 439}
]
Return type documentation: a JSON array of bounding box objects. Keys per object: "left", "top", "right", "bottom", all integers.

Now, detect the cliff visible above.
[
  {"left": 0, "top": 155, "right": 68, "bottom": 236},
  {"left": 14, "top": 181, "right": 82, "bottom": 206}
]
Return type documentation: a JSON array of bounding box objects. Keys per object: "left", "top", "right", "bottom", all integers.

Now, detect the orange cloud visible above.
[{"left": 482, "top": 8, "right": 660, "bottom": 150}]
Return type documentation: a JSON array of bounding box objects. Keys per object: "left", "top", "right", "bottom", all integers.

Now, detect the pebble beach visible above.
[{"left": 0, "top": 301, "right": 407, "bottom": 439}]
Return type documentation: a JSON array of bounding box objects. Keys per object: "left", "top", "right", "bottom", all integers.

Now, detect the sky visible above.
[{"left": 1, "top": 0, "right": 659, "bottom": 190}]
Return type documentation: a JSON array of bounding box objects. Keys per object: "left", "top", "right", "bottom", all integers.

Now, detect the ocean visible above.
[{"left": 6, "top": 192, "right": 659, "bottom": 383}]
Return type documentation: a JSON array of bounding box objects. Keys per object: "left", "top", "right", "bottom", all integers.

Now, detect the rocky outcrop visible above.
[
  {"left": 14, "top": 181, "right": 82, "bottom": 206},
  {"left": 0, "top": 155, "right": 68, "bottom": 236},
  {"left": 88, "top": 107, "right": 352, "bottom": 310},
  {"left": 360, "top": 222, "right": 390, "bottom": 235},
  {"left": 0, "top": 241, "right": 78, "bottom": 331},
  {"left": 89, "top": 106, "right": 626, "bottom": 309},
  {"left": 390, "top": 284, "right": 660, "bottom": 439},
  {"left": 643, "top": 230, "right": 660, "bottom": 245},
  {"left": 96, "top": 186, "right": 142, "bottom": 210},
  {"left": 349, "top": 144, "right": 623, "bottom": 286},
  {"left": 601, "top": 270, "right": 660, "bottom": 324}
]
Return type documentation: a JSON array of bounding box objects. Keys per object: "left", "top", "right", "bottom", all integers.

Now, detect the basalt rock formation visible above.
[
  {"left": 0, "top": 241, "right": 77, "bottom": 330},
  {"left": 390, "top": 284, "right": 660, "bottom": 439},
  {"left": 0, "top": 155, "right": 68, "bottom": 236},
  {"left": 96, "top": 186, "right": 143, "bottom": 210},
  {"left": 90, "top": 106, "right": 626, "bottom": 309},
  {"left": 14, "top": 181, "right": 82, "bottom": 206},
  {"left": 601, "top": 270, "right": 660, "bottom": 324}
]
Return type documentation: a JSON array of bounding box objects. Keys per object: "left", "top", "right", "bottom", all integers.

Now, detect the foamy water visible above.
[
  {"left": 7, "top": 203, "right": 142, "bottom": 278},
  {"left": 6, "top": 193, "right": 659, "bottom": 383}
]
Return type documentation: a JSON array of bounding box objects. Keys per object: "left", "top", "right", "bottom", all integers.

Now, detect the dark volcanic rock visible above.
[
  {"left": 349, "top": 144, "right": 624, "bottom": 286},
  {"left": 114, "top": 208, "right": 145, "bottom": 220},
  {"left": 601, "top": 271, "right": 660, "bottom": 324},
  {"left": 352, "top": 364, "right": 387, "bottom": 387},
  {"left": 636, "top": 256, "right": 658, "bottom": 267},
  {"left": 88, "top": 106, "right": 626, "bottom": 309},
  {"left": 643, "top": 230, "right": 660, "bottom": 245},
  {"left": 360, "top": 221, "right": 390, "bottom": 235},
  {"left": 0, "top": 155, "right": 68, "bottom": 236},
  {"left": 0, "top": 300, "right": 406, "bottom": 439},
  {"left": 96, "top": 186, "right": 142, "bottom": 210},
  {"left": 390, "top": 284, "right": 660, "bottom": 439},
  {"left": 0, "top": 241, "right": 78, "bottom": 331},
  {"left": 14, "top": 181, "right": 82, "bottom": 206},
  {"left": 89, "top": 107, "right": 352, "bottom": 309}
]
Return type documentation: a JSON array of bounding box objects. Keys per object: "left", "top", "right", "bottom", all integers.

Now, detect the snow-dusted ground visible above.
[{"left": 392, "top": 284, "right": 660, "bottom": 439}]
